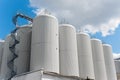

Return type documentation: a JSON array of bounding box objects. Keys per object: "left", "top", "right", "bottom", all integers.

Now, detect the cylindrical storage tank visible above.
[
  {"left": 115, "top": 60, "right": 120, "bottom": 80},
  {"left": 115, "top": 60, "right": 120, "bottom": 74},
  {"left": 91, "top": 39, "right": 107, "bottom": 80},
  {"left": 103, "top": 44, "right": 117, "bottom": 80},
  {"left": 0, "top": 35, "right": 14, "bottom": 80},
  {"left": 30, "top": 14, "right": 59, "bottom": 73},
  {"left": 14, "top": 25, "right": 32, "bottom": 74},
  {"left": 59, "top": 24, "right": 79, "bottom": 76},
  {"left": 0, "top": 41, "right": 4, "bottom": 74},
  {"left": 77, "top": 32, "right": 95, "bottom": 79}
]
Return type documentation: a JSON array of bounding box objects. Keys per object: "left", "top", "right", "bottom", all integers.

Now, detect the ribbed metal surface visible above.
[
  {"left": 0, "top": 41, "right": 4, "bottom": 74},
  {"left": 30, "top": 14, "right": 59, "bottom": 73},
  {"left": 77, "top": 32, "right": 95, "bottom": 79},
  {"left": 115, "top": 60, "right": 120, "bottom": 80},
  {"left": 59, "top": 24, "right": 79, "bottom": 76},
  {"left": 91, "top": 39, "right": 107, "bottom": 80},
  {"left": 103, "top": 44, "right": 117, "bottom": 80},
  {"left": 14, "top": 26, "right": 32, "bottom": 75},
  {"left": 115, "top": 60, "right": 120, "bottom": 74},
  {"left": 0, "top": 35, "right": 14, "bottom": 80}
]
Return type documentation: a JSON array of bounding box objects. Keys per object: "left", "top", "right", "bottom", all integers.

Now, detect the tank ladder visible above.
[
  {"left": 7, "top": 28, "right": 20, "bottom": 80},
  {"left": 7, "top": 13, "right": 33, "bottom": 80}
]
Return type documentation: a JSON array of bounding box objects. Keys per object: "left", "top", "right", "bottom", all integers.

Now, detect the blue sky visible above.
[
  {"left": 90, "top": 26, "right": 120, "bottom": 53},
  {"left": 0, "top": 0, "right": 35, "bottom": 39},
  {"left": 0, "top": 0, "right": 120, "bottom": 55}
]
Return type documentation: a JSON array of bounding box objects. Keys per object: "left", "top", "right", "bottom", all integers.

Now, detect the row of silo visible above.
[
  {"left": 0, "top": 13, "right": 117, "bottom": 80},
  {"left": 30, "top": 12, "right": 117, "bottom": 80},
  {"left": 0, "top": 14, "right": 60, "bottom": 80}
]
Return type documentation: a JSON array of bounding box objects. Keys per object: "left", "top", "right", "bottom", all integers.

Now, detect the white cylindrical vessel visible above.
[
  {"left": 115, "top": 60, "right": 120, "bottom": 74},
  {"left": 115, "top": 60, "right": 120, "bottom": 80},
  {"left": 30, "top": 14, "right": 59, "bottom": 73},
  {"left": 103, "top": 44, "right": 117, "bottom": 80},
  {"left": 91, "top": 39, "right": 107, "bottom": 80},
  {"left": 0, "top": 35, "right": 14, "bottom": 80},
  {"left": 59, "top": 24, "right": 79, "bottom": 76},
  {"left": 14, "top": 26, "right": 32, "bottom": 74},
  {"left": 77, "top": 32, "right": 95, "bottom": 79},
  {"left": 0, "top": 41, "right": 4, "bottom": 74}
]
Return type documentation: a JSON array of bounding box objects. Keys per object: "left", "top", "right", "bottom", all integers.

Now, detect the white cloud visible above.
[
  {"left": 113, "top": 53, "right": 120, "bottom": 59},
  {"left": 83, "top": 18, "right": 120, "bottom": 37},
  {"left": 0, "top": 39, "right": 4, "bottom": 42},
  {"left": 29, "top": 0, "right": 120, "bottom": 37}
]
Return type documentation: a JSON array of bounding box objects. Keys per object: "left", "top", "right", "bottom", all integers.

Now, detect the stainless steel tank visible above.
[
  {"left": 77, "top": 32, "right": 95, "bottom": 79},
  {"left": 91, "top": 39, "right": 107, "bottom": 80},
  {"left": 0, "top": 35, "right": 14, "bottom": 80},
  {"left": 30, "top": 14, "right": 59, "bottom": 73},
  {"left": 115, "top": 60, "right": 120, "bottom": 74},
  {"left": 59, "top": 24, "right": 79, "bottom": 76},
  {"left": 14, "top": 25, "right": 32, "bottom": 74},
  {"left": 0, "top": 41, "right": 4, "bottom": 74},
  {"left": 103, "top": 44, "right": 117, "bottom": 80},
  {"left": 115, "top": 60, "right": 120, "bottom": 80}
]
